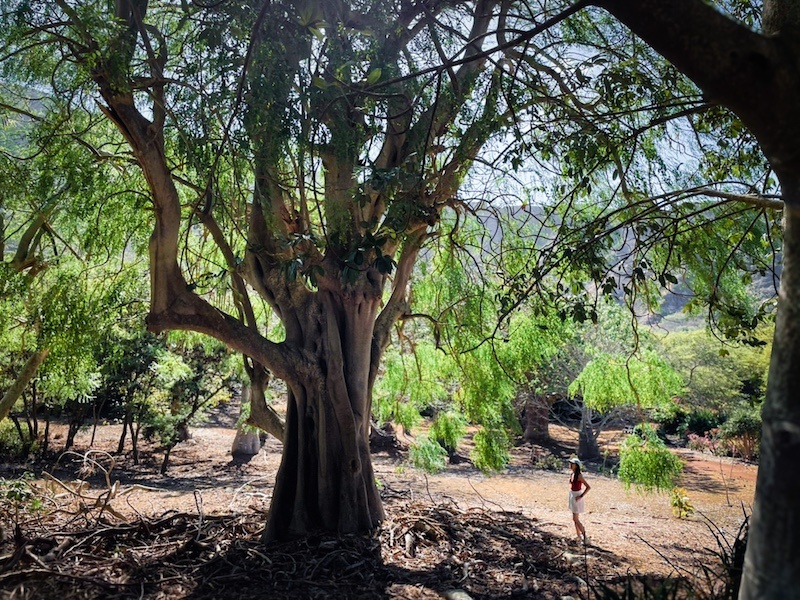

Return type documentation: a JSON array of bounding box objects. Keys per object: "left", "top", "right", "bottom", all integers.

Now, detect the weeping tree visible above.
[
  {"left": 375, "top": 233, "right": 574, "bottom": 469},
  {"left": 2, "top": 0, "right": 590, "bottom": 540},
  {"left": 0, "top": 101, "right": 150, "bottom": 434},
  {"left": 3, "top": 0, "right": 788, "bottom": 561}
]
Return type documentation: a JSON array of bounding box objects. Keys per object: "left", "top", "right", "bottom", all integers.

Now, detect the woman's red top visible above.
[{"left": 570, "top": 475, "right": 583, "bottom": 491}]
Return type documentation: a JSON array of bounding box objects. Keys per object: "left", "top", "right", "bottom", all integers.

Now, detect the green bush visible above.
[
  {"left": 409, "top": 435, "right": 448, "bottom": 473},
  {"left": 681, "top": 408, "right": 721, "bottom": 437},
  {"left": 534, "top": 454, "right": 563, "bottom": 472},
  {"left": 618, "top": 426, "right": 683, "bottom": 492},
  {"left": 471, "top": 425, "right": 510, "bottom": 473},
  {"left": 719, "top": 408, "right": 761, "bottom": 461},
  {"left": 0, "top": 420, "right": 35, "bottom": 459},
  {"left": 650, "top": 402, "right": 688, "bottom": 435},
  {"left": 430, "top": 410, "right": 467, "bottom": 454}
]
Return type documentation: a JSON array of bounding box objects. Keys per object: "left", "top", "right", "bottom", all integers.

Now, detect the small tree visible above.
[
  {"left": 568, "top": 349, "right": 683, "bottom": 459},
  {"left": 719, "top": 408, "right": 762, "bottom": 462},
  {"left": 618, "top": 424, "right": 683, "bottom": 491}
]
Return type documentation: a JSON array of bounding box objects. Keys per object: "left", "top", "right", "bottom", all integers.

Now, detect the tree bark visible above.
[
  {"left": 578, "top": 405, "right": 600, "bottom": 460},
  {"left": 522, "top": 392, "right": 552, "bottom": 444},
  {"left": 740, "top": 202, "right": 800, "bottom": 600},
  {"left": 244, "top": 367, "right": 285, "bottom": 442},
  {"left": 263, "top": 290, "right": 384, "bottom": 541},
  {"left": 0, "top": 349, "right": 49, "bottom": 422},
  {"left": 586, "top": 2, "right": 800, "bottom": 596}
]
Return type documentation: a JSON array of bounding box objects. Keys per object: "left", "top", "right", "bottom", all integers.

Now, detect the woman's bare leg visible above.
[{"left": 573, "top": 513, "right": 585, "bottom": 539}]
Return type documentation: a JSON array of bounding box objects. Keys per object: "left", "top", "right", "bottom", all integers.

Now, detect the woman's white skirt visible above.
[{"left": 569, "top": 490, "right": 585, "bottom": 514}]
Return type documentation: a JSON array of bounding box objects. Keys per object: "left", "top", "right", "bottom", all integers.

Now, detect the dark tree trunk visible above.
[
  {"left": 65, "top": 419, "right": 82, "bottom": 451},
  {"left": 90, "top": 400, "right": 104, "bottom": 447},
  {"left": 578, "top": 405, "right": 600, "bottom": 460},
  {"left": 263, "top": 291, "right": 384, "bottom": 541},
  {"left": 131, "top": 419, "right": 141, "bottom": 465},
  {"left": 522, "top": 392, "right": 553, "bottom": 444},
  {"left": 10, "top": 415, "right": 25, "bottom": 449},
  {"left": 65, "top": 401, "right": 87, "bottom": 450},
  {"left": 42, "top": 411, "right": 50, "bottom": 454},
  {"left": 160, "top": 447, "right": 172, "bottom": 475},
  {"left": 116, "top": 409, "right": 131, "bottom": 454}
]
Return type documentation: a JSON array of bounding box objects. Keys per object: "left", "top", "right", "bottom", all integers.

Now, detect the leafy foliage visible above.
[
  {"left": 569, "top": 350, "right": 683, "bottom": 413},
  {"left": 0, "top": 0, "right": 781, "bottom": 535},
  {"left": 618, "top": 426, "right": 683, "bottom": 491},
  {"left": 718, "top": 408, "right": 761, "bottom": 461},
  {"left": 471, "top": 424, "right": 510, "bottom": 473},
  {"left": 0, "top": 472, "right": 43, "bottom": 524},
  {"left": 429, "top": 410, "right": 467, "bottom": 455},
  {"left": 408, "top": 435, "right": 448, "bottom": 474},
  {"left": 659, "top": 328, "right": 771, "bottom": 411}
]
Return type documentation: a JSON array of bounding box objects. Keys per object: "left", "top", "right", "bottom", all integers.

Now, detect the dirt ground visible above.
[{"left": 36, "top": 418, "right": 756, "bottom": 582}]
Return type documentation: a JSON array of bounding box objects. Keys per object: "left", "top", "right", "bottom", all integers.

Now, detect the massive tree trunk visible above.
[
  {"left": 264, "top": 290, "right": 384, "bottom": 540},
  {"left": 70, "top": 0, "right": 489, "bottom": 543},
  {"left": 590, "top": 1, "right": 800, "bottom": 596}
]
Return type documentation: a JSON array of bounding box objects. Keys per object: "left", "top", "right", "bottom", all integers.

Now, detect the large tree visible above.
[
  {"left": 581, "top": 0, "right": 800, "bottom": 597},
  {"left": 3, "top": 0, "right": 589, "bottom": 540},
  {"left": 3, "top": 1, "right": 787, "bottom": 571}
]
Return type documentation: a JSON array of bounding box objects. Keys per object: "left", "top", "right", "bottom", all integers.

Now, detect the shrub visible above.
[
  {"left": 719, "top": 409, "right": 761, "bottom": 461},
  {"left": 681, "top": 408, "right": 721, "bottom": 437},
  {"left": 687, "top": 431, "right": 719, "bottom": 455},
  {"left": 533, "top": 454, "right": 562, "bottom": 471},
  {"left": 0, "top": 420, "right": 36, "bottom": 459},
  {"left": 409, "top": 435, "right": 448, "bottom": 473},
  {"left": 670, "top": 487, "right": 694, "bottom": 518},
  {"left": 651, "top": 401, "right": 688, "bottom": 435},
  {"left": 392, "top": 400, "right": 423, "bottom": 434},
  {"left": 618, "top": 425, "right": 683, "bottom": 491}
]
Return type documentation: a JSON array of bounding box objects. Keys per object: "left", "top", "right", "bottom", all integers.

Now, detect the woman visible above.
[{"left": 568, "top": 457, "right": 591, "bottom": 543}]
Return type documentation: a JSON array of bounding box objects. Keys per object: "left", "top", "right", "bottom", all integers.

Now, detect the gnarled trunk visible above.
[
  {"left": 521, "top": 392, "right": 552, "bottom": 444},
  {"left": 264, "top": 290, "right": 384, "bottom": 540}
]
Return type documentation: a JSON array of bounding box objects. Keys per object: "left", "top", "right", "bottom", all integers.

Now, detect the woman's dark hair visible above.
[{"left": 570, "top": 462, "right": 582, "bottom": 479}]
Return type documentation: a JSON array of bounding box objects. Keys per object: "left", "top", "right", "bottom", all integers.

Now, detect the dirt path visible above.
[{"left": 44, "top": 422, "right": 756, "bottom": 579}]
